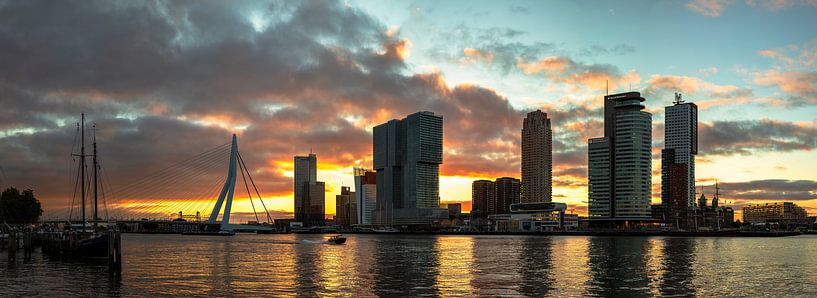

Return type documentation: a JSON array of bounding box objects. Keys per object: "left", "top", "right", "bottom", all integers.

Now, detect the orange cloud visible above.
[
  {"left": 686, "top": 0, "right": 732, "bottom": 17},
  {"left": 462, "top": 48, "right": 495, "bottom": 65}
]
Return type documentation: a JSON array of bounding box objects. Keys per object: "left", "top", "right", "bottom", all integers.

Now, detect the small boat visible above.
[{"left": 327, "top": 235, "right": 346, "bottom": 244}]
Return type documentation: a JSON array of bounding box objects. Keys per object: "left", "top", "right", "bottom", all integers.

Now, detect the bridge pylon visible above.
[{"left": 208, "top": 134, "right": 238, "bottom": 231}]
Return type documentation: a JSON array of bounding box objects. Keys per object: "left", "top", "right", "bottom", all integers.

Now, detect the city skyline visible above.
[{"left": 1, "top": 1, "right": 817, "bottom": 221}]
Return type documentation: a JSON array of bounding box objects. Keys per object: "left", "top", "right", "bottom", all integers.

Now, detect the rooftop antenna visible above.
[
  {"left": 674, "top": 92, "right": 684, "bottom": 105},
  {"left": 606, "top": 80, "right": 609, "bottom": 95}
]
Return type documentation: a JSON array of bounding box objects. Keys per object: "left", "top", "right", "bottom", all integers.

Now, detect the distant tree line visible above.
[{"left": 0, "top": 187, "right": 43, "bottom": 224}]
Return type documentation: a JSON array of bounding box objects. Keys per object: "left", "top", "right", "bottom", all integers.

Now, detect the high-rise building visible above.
[
  {"left": 306, "top": 181, "right": 325, "bottom": 226},
  {"left": 662, "top": 93, "right": 698, "bottom": 209},
  {"left": 294, "top": 153, "right": 325, "bottom": 226},
  {"left": 494, "top": 177, "right": 521, "bottom": 214},
  {"left": 588, "top": 92, "right": 652, "bottom": 222},
  {"left": 354, "top": 168, "right": 377, "bottom": 225},
  {"left": 373, "top": 111, "right": 448, "bottom": 226},
  {"left": 294, "top": 153, "right": 317, "bottom": 224},
  {"left": 588, "top": 138, "right": 612, "bottom": 218},
  {"left": 521, "top": 110, "right": 553, "bottom": 203},
  {"left": 335, "top": 186, "right": 356, "bottom": 226},
  {"left": 471, "top": 179, "right": 495, "bottom": 218}
]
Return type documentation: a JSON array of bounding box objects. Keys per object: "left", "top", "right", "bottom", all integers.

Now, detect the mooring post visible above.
[
  {"left": 108, "top": 230, "right": 122, "bottom": 274},
  {"left": 7, "top": 231, "right": 16, "bottom": 264},
  {"left": 23, "top": 231, "right": 32, "bottom": 260}
]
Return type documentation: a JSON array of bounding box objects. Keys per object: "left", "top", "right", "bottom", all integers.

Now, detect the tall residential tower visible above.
[
  {"left": 662, "top": 93, "right": 698, "bottom": 209},
  {"left": 521, "top": 110, "right": 553, "bottom": 203}
]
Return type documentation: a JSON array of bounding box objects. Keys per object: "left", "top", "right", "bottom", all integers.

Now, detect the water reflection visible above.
[
  {"left": 470, "top": 236, "right": 522, "bottom": 296},
  {"left": 435, "top": 236, "right": 475, "bottom": 295},
  {"left": 586, "top": 237, "right": 651, "bottom": 296},
  {"left": 371, "top": 235, "right": 440, "bottom": 296},
  {"left": 517, "top": 237, "right": 555, "bottom": 296},
  {"left": 3, "top": 234, "right": 817, "bottom": 296},
  {"left": 659, "top": 237, "right": 696, "bottom": 296}
]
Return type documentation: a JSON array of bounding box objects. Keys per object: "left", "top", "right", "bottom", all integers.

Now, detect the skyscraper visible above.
[
  {"left": 588, "top": 92, "right": 653, "bottom": 222},
  {"left": 471, "top": 179, "right": 495, "bottom": 218},
  {"left": 335, "top": 186, "right": 355, "bottom": 226},
  {"left": 354, "top": 168, "right": 377, "bottom": 225},
  {"left": 373, "top": 111, "right": 448, "bottom": 226},
  {"left": 494, "top": 177, "right": 521, "bottom": 214},
  {"left": 294, "top": 153, "right": 325, "bottom": 226},
  {"left": 662, "top": 93, "right": 698, "bottom": 209},
  {"left": 307, "top": 182, "right": 325, "bottom": 226},
  {"left": 521, "top": 110, "right": 553, "bottom": 203}
]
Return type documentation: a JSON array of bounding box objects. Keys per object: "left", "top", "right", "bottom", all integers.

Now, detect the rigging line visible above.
[
  {"left": 110, "top": 148, "right": 230, "bottom": 202},
  {"left": 106, "top": 151, "right": 230, "bottom": 206},
  {"left": 238, "top": 156, "right": 260, "bottom": 223},
  {"left": 107, "top": 145, "right": 230, "bottom": 219},
  {"left": 105, "top": 143, "right": 231, "bottom": 198},
  {"left": 106, "top": 145, "right": 230, "bottom": 200},
  {"left": 69, "top": 153, "right": 82, "bottom": 222},
  {"left": 128, "top": 166, "right": 228, "bottom": 219},
  {"left": 188, "top": 171, "right": 230, "bottom": 217},
  {"left": 99, "top": 164, "right": 111, "bottom": 220},
  {"left": 193, "top": 173, "right": 229, "bottom": 218},
  {"left": 144, "top": 171, "right": 226, "bottom": 220},
  {"left": 238, "top": 150, "right": 273, "bottom": 223},
  {"left": 124, "top": 157, "right": 230, "bottom": 215},
  {"left": 68, "top": 122, "right": 79, "bottom": 192}
]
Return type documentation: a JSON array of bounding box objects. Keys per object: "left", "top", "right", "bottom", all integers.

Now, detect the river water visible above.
[{"left": 2, "top": 233, "right": 816, "bottom": 297}]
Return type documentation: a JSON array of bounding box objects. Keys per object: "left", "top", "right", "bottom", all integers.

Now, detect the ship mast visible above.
[
  {"left": 80, "top": 113, "right": 86, "bottom": 228},
  {"left": 93, "top": 123, "right": 99, "bottom": 231}
]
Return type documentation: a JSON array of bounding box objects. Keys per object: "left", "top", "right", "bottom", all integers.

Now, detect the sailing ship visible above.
[{"left": 69, "top": 113, "right": 110, "bottom": 258}]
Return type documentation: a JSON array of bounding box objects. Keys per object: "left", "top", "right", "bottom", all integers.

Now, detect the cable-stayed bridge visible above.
[{"left": 53, "top": 134, "right": 274, "bottom": 232}]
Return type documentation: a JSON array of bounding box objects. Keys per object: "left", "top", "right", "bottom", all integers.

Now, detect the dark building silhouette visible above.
[
  {"left": 335, "top": 186, "right": 355, "bottom": 226},
  {"left": 494, "top": 177, "right": 521, "bottom": 214},
  {"left": 471, "top": 179, "right": 495, "bottom": 219},
  {"left": 294, "top": 153, "right": 325, "bottom": 226},
  {"left": 373, "top": 111, "right": 448, "bottom": 227}
]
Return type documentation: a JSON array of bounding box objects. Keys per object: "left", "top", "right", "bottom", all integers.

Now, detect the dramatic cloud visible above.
[
  {"left": 699, "top": 119, "right": 817, "bottom": 155},
  {"left": 686, "top": 0, "right": 733, "bottom": 17},
  {"left": 705, "top": 179, "right": 817, "bottom": 201},
  {"left": 516, "top": 56, "right": 640, "bottom": 91},
  {"left": 686, "top": 0, "right": 817, "bottom": 17},
  {"left": 754, "top": 40, "right": 817, "bottom": 104},
  {"left": 642, "top": 75, "right": 769, "bottom": 109},
  {"left": 0, "top": 0, "right": 551, "bottom": 217}
]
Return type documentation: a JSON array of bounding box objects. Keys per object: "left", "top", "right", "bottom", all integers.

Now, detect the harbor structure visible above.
[
  {"left": 489, "top": 202, "right": 579, "bottom": 232},
  {"left": 588, "top": 92, "right": 653, "bottom": 225},
  {"left": 373, "top": 111, "right": 448, "bottom": 227},
  {"left": 521, "top": 110, "right": 553, "bottom": 203}
]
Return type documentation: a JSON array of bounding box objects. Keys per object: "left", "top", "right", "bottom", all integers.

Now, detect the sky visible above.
[{"left": 1, "top": 0, "right": 816, "bottom": 222}]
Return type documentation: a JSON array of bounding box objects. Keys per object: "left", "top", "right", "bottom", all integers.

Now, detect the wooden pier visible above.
[{"left": 4, "top": 228, "right": 123, "bottom": 274}]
